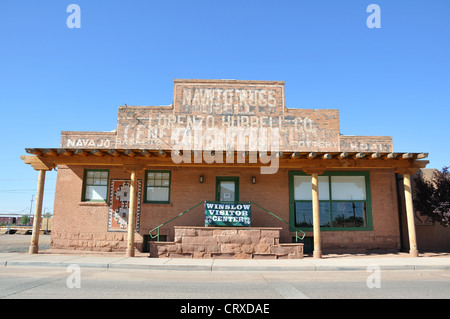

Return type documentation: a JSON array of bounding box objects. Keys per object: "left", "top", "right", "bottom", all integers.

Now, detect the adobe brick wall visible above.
[
  {"left": 52, "top": 165, "right": 140, "bottom": 252},
  {"left": 51, "top": 165, "right": 401, "bottom": 254}
]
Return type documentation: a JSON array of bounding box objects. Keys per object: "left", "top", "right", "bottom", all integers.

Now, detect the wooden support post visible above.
[
  {"left": 126, "top": 170, "right": 138, "bottom": 257},
  {"left": 29, "top": 170, "right": 46, "bottom": 254},
  {"left": 311, "top": 173, "right": 322, "bottom": 259},
  {"left": 403, "top": 174, "right": 419, "bottom": 257}
]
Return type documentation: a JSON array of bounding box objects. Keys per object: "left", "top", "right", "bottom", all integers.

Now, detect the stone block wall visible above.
[{"left": 150, "top": 226, "right": 303, "bottom": 259}]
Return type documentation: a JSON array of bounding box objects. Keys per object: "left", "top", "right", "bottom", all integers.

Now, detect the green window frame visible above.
[
  {"left": 82, "top": 169, "right": 109, "bottom": 202},
  {"left": 215, "top": 176, "right": 240, "bottom": 202},
  {"left": 289, "top": 171, "right": 373, "bottom": 231},
  {"left": 144, "top": 170, "right": 171, "bottom": 204}
]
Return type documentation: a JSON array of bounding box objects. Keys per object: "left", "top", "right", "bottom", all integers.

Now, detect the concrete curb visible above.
[{"left": 1, "top": 253, "right": 450, "bottom": 272}]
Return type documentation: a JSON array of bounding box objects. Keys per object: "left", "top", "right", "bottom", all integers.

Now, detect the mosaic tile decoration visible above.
[{"left": 108, "top": 179, "right": 142, "bottom": 232}]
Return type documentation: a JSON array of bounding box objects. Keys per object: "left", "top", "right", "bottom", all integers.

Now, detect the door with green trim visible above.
[{"left": 216, "top": 177, "right": 239, "bottom": 202}]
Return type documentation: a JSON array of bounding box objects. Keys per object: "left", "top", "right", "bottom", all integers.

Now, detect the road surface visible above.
[{"left": 1, "top": 266, "right": 449, "bottom": 300}]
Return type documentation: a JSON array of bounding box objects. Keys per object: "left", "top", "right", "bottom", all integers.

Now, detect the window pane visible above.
[
  {"left": 293, "top": 176, "right": 310, "bottom": 200},
  {"left": 86, "top": 177, "right": 94, "bottom": 185},
  {"left": 293, "top": 176, "right": 329, "bottom": 200},
  {"left": 331, "top": 176, "right": 366, "bottom": 200},
  {"left": 146, "top": 171, "right": 170, "bottom": 202},
  {"left": 85, "top": 185, "right": 107, "bottom": 201},
  {"left": 332, "top": 202, "right": 366, "bottom": 227},
  {"left": 294, "top": 202, "right": 330, "bottom": 227},
  {"left": 147, "top": 187, "right": 169, "bottom": 202},
  {"left": 219, "top": 181, "right": 235, "bottom": 201}
]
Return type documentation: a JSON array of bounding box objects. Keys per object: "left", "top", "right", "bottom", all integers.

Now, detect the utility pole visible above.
[{"left": 29, "top": 195, "right": 34, "bottom": 225}]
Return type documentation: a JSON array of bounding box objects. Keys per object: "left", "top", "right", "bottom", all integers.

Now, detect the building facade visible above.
[{"left": 22, "top": 79, "right": 429, "bottom": 257}]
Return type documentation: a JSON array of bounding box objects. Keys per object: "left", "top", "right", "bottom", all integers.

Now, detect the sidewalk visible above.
[{"left": 1, "top": 251, "right": 450, "bottom": 271}]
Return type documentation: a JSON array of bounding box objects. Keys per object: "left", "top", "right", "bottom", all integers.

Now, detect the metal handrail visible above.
[
  {"left": 148, "top": 200, "right": 305, "bottom": 243},
  {"left": 149, "top": 201, "right": 205, "bottom": 241},
  {"left": 250, "top": 201, "right": 305, "bottom": 242}
]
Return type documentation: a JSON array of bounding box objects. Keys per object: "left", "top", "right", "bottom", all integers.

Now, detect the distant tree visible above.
[
  {"left": 20, "top": 215, "right": 29, "bottom": 225},
  {"left": 413, "top": 167, "right": 450, "bottom": 227}
]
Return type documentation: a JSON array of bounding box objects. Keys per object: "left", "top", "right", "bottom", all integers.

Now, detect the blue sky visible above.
[{"left": 0, "top": 0, "right": 449, "bottom": 215}]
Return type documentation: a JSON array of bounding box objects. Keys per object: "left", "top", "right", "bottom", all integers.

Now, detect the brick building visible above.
[{"left": 22, "top": 79, "right": 429, "bottom": 258}]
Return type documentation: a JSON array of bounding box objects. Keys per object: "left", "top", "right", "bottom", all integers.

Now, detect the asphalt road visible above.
[{"left": 1, "top": 266, "right": 449, "bottom": 300}]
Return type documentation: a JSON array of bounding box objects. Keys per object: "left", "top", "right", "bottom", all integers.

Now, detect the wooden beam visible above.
[
  {"left": 395, "top": 167, "right": 420, "bottom": 175},
  {"left": 21, "top": 156, "right": 55, "bottom": 171},
  {"left": 401, "top": 153, "right": 413, "bottom": 160},
  {"left": 387, "top": 153, "right": 398, "bottom": 160},
  {"left": 26, "top": 148, "right": 43, "bottom": 156},
  {"left": 108, "top": 149, "right": 120, "bottom": 157},
  {"left": 140, "top": 150, "right": 152, "bottom": 157},
  {"left": 21, "top": 151, "right": 429, "bottom": 171},
  {"left": 277, "top": 151, "right": 287, "bottom": 159},
  {"left": 339, "top": 152, "right": 349, "bottom": 159},
  {"left": 291, "top": 152, "right": 301, "bottom": 159},
  {"left": 90, "top": 149, "right": 104, "bottom": 157},
  {"left": 124, "top": 149, "right": 136, "bottom": 157},
  {"left": 416, "top": 153, "right": 428, "bottom": 159},
  {"left": 308, "top": 152, "right": 317, "bottom": 159},
  {"left": 303, "top": 168, "right": 326, "bottom": 175},
  {"left": 158, "top": 150, "right": 167, "bottom": 157},
  {"left": 370, "top": 152, "right": 381, "bottom": 160},
  {"left": 42, "top": 149, "right": 57, "bottom": 156},
  {"left": 57, "top": 149, "right": 73, "bottom": 156},
  {"left": 123, "top": 164, "right": 146, "bottom": 172},
  {"left": 74, "top": 149, "right": 88, "bottom": 156}
]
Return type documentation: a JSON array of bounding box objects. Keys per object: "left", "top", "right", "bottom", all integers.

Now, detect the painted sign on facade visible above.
[
  {"left": 205, "top": 201, "right": 251, "bottom": 227},
  {"left": 60, "top": 79, "right": 393, "bottom": 153},
  {"left": 114, "top": 80, "right": 343, "bottom": 152}
]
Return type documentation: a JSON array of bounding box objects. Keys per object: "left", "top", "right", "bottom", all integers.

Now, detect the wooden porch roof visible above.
[{"left": 21, "top": 148, "right": 429, "bottom": 174}]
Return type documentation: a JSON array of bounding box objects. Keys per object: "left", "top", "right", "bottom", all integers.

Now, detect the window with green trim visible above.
[
  {"left": 289, "top": 172, "right": 372, "bottom": 230},
  {"left": 145, "top": 170, "right": 171, "bottom": 203},
  {"left": 82, "top": 169, "right": 109, "bottom": 202}
]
